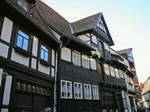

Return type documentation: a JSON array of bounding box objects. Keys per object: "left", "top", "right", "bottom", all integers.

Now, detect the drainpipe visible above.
[
  {"left": 53, "top": 37, "right": 70, "bottom": 112},
  {"left": 53, "top": 43, "right": 63, "bottom": 112}
]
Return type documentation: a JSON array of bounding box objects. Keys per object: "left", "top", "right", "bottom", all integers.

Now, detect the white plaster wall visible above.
[
  {"left": 31, "top": 58, "right": 37, "bottom": 69},
  {"left": 90, "top": 59, "right": 97, "bottom": 70},
  {"left": 3, "top": 75, "right": 12, "bottom": 105},
  {"left": 32, "top": 36, "right": 38, "bottom": 57},
  {"left": 0, "top": 43, "right": 9, "bottom": 58},
  {"left": 0, "top": 69, "right": 3, "bottom": 87},
  {"left": 51, "top": 67, "right": 55, "bottom": 77},
  {"left": 38, "top": 62, "right": 50, "bottom": 75},
  {"left": 0, "top": 17, "right": 13, "bottom": 43},
  {"left": 52, "top": 49, "right": 55, "bottom": 66},
  {"left": 11, "top": 49, "right": 29, "bottom": 66},
  {"left": 61, "top": 47, "right": 71, "bottom": 62}
]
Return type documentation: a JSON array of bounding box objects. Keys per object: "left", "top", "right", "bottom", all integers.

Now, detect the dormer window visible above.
[
  {"left": 17, "top": 0, "right": 30, "bottom": 11},
  {"left": 17, "top": 0, "right": 36, "bottom": 12}
]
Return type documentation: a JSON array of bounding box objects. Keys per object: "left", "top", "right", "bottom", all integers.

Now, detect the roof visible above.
[
  {"left": 117, "top": 48, "right": 132, "bottom": 55},
  {"left": 4, "top": 0, "right": 59, "bottom": 44},
  {"left": 36, "top": 1, "right": 95, "bottom": 51},
  {"left": 70, "top": 13, "right": 100, "bottom": 34},
  {"left": 4, "top": 0, "right": 95, "bottom": 51},
  {"left": 37, "top": 1, "right": 71, "bottom": 34}
]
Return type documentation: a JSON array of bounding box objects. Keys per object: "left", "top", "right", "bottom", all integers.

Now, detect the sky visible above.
[{"left": 42, "top": 0, "right": 150, "bottom": 83}]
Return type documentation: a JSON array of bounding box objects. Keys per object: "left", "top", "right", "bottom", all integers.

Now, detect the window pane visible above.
[
  {"left": 40, "top": 45, "right": 49, "bottom": 62},
  {"left": 41, "top": 50, "right": 45, "bottom": 59},
  {"left": 44, "top": 52, "right": 48, "bottom": 62},
  {"left": 41, "top": 45, "right": 48, "bottom": 52},
  {"left": 23, "top": 39, "right": 28, "bottom": 51},
  {"left": 18, "top": 30, "right": 29, "bottom": 39},
  {"left": 16, "top": 35, "right": 23, "bottom": 48}
]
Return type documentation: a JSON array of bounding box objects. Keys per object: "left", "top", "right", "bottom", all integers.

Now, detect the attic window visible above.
[{"left": 17, "top": 0, "right": 33, "bottom": 12}]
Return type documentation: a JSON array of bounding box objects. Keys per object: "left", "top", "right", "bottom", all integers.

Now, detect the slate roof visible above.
[
  {"left": 5, "top": 0, "right": 59, "bottom": 43},
  {"left": 37, "top": 1, "right": 71, "bottom": 34},
  {"left": 4, "top": 0, "right": 95, "bottom": 51},
  {"left": 117, "top": 48, "right": 132, "bottom": 55},
  {"left": 70, "top": 13, "right": 100, "bottom": 34}
]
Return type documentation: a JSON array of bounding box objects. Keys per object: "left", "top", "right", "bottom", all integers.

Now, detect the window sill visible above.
[
  {"left": 15, "top": 47, "right": 30, "bottom": 57},
  {"left": 61, "top": 97, "right": 72, "bottom": 99},
  {"left": 40, "top": 59, "right": 50, "bottom": 67}
]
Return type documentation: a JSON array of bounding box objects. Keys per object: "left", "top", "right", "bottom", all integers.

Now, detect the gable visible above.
[
  {"left": 71, "top": 13, "right": 100, "bottom": 34},
  {"left": 96, "top": 16, "right": 107, "bottom": 33},
  {"left": 93, "top": 14, "right": 114, "bottom": 46}
]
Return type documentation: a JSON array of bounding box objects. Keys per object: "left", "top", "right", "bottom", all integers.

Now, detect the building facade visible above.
[
  {"left": 140, "top": 77, "right": 150, "bottom": 108},
  {"left": 0, "top": 0, "right": 139, "bottom": 112},
  {"left": 0, "top": 0, "right": 60, "bottom": 112},
  {"left": 118, "top": 48, "right": 142, "bottom": 106}
]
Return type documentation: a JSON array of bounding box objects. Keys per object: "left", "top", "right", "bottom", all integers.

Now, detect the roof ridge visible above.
[
  {"left": 71, "top": 12, "right": 101, "bottom": 24},
  {"left": 39, "top": 1, "right": 70, "bottom": 24}
]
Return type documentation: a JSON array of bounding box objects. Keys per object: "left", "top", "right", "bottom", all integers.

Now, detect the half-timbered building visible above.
[
  {"left": 118, "top": 48, "right": 142, "bottom": 108},
  {"left": 0, "top": 1, "right": 139, "bottom": 112},
  {"left": 0, "top": 0, "right": 60, "bottom": 112},
  {"left": 70, "top": 13, "right": 128, "bottom": 112}
]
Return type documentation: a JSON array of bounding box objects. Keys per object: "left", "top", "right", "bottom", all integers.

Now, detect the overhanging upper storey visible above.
[{"left": 70, "top": 13, "right": 114, "bottom": 46}]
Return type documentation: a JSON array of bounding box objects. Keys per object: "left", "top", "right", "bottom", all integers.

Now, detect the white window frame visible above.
[
  {"left": 72, "top": 51, "right": 81, "bottom": 66},
  {"left": 74, "top": 82, "right": 83, "bottom": 99},
  {"left": 92, "top": 85, "right": 99, "bottom": 100},
  {"left": 61, "top": 80, "right": 72, "bottom": 99},
  {"left": 82, "top": 55, "right": 90, "bottom": 69},
  {"left": 84, "top": 84, "right": 92, "bottom": 100}
]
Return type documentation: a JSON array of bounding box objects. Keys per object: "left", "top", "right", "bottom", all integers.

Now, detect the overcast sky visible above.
[{"left": 42, "top": 0, "right": 150, "bottom": 83}]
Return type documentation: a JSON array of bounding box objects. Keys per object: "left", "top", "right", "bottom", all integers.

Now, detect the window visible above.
[
  {"left": 82, "top": 55, "right": 90, "bottom": 69},
  {"left": 61, "top": 80, "right": 72, "bottom": 99},
  {"left": 74, "top": 82, "right": 83, "bottom": 99},
  {"left": 17, "top": 0, "right": 30, "bottom": 11},
  {"left": 79, "top": 35, "right": 91, "bottom": 45},
  {"left": 84, "top": 84, "right": 92, "bottom": 100},
  {"left": 92, "top": 85, "right": 99, "bottom": 100},
  {"left": 72, "top": 51, "right": 81, "bottom": 66},
  {"left": 110, "top": 66, "right": 115, "bottom": 77},
  {"left": 91, "top": 35, "right": 97, "bottom": 44},
  {"left": 119, "top": 70, "right": 124, "bottom": 79},
  {"left": 16, "top": 30, "right": 30, "bottom": 51},
  {"left": 40, "top": 45, "right": 49, "bottom": 62},
  {"left": 104, "top": 64, "right": 110, "bottom": 75},
  {"left": 115, "top": 68, "right": 120, "bottom": 78}
]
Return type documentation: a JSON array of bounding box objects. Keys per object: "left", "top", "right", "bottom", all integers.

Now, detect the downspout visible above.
[
  {"left": 54, "top": 43, "right": 63, "bottom": 112},
  {"left": 54, "top": 37, "right": 70, "bottom": 112}
]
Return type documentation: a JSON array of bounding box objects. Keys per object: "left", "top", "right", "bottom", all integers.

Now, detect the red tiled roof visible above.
[
  {"left": 117, "top": 48, "right": 132, "bottom": 55},
  {"left": 71, "top": 13, "right": 100, "bottom": 34}
]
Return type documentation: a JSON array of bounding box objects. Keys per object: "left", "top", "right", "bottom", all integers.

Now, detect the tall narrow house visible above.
[
  {"left": 69, "top": 13, "right": 128, "bottom": 111},
  {"left": 118, "top": 48, "right": 142, "bottom": 105}
]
